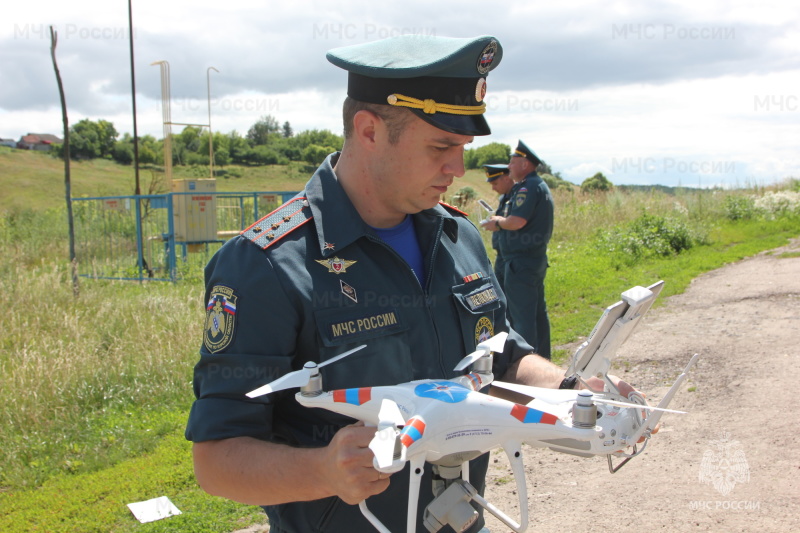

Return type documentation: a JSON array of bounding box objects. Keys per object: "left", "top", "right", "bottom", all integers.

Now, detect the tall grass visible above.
[
  {"left": 1, "top": 179, "right": 798, "bottom": 532},
  {"left": 0, "top": 226, "right": 203, "bottom": 488}
]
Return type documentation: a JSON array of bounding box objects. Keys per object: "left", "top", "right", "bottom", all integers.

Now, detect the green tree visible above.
[
  {"left": 111, "top": 140, "right": 134, "bottom": 165},
  {"left": 541, "top": 173, "right": 575, "bottom": 192},
  {"left": 137, "top": 135, "right": 159, "bottom": 165},
  {"left": 464, "top": 142, "right": 511, "bottom": 169},
  {"left": 226, "top": 131, "right": 251, "bottom": 165},
  {"left": 288, "top": 129, "right": 344, "bottom": 152},
  {"left": 302, "top": 144, "right": 332, "bottom": 165},
  {"left": 111, "top": 132, "right": 158, "bottom": 165},
  {"left": 199, "top": 131, "right": 232, "bottom": 167},
  {"left": 282, "top": 121, "right": 293, "bottom": 138},
  {"left": 64, "top": 118, "right": 118, "bottom": 160},
  {"left": 581, "top": 172, "right": 614, "bottom": 193},
  {"left": 246, "top": 115, "right": 280, "bottom": 146},
  {"left": 462, "top": 146, "right": 476, "bottom": 168},
  {"left": 95, "top": 119, "right": 119, "bottom": 158}
]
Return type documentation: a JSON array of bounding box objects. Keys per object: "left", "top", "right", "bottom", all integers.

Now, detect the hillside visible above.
[{"left": 0, "top": 146, "right": 495, "bottom": 212}]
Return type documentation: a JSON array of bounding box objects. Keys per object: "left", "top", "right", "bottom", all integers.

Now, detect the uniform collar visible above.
[
  {"left": 522, "top": 171, "right": 540, "bottom": 182},
  {"left": 305, "top": 153, "right": 460, "bottom": 257}
]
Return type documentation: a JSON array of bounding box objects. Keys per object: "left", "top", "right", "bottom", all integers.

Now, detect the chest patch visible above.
[{"left": 316, "top": 308, "right": 406, "bottom": 346}]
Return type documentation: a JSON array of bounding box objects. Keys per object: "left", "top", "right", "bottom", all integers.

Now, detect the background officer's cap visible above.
[
  {"left": 327, "top": 35, "right": 502, "bottom": 136},
  {"left": 483, "top": 163, "right": 509, "bottom": 182},
  {"left": 512, "top": 139, "right": 543, "bottom": 166}
]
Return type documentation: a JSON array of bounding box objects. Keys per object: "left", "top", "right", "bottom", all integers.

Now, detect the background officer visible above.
[
  {"left": 482, "top": 140, "right": 554, "bottom": 358},
  {"left": 481, "top": 163, "right": 514, "bottom": 288}
]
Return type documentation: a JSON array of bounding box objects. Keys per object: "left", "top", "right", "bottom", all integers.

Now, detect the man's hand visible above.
[
  {"left": 583, "top": 374, "right": 660, "bottom": 439},
  {"left": 479, "top": 216, "right": 501, "bottom": 232},
  {"left": 320, "top": 422, "right": 391, "bottom": 505}
]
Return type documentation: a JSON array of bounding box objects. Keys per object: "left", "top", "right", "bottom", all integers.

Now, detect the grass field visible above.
[{"left": 1, "top": 147, "right": 798, "bottom": 531}]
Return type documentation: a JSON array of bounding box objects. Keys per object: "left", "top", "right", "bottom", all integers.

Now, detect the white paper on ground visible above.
[{"left": 127, "top": 496, "right": 182, "bottom": 523}]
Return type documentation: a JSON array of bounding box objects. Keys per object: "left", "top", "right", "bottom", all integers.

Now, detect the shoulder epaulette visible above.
[
  {"left": 439, "top": 200, "right": 469, "bottom": 217},
  {"left": 240, "top": 197, "right": 313, "bottom": 250}
]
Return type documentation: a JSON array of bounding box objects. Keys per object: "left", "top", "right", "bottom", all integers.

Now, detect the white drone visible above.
[{"left": 247, "top": 281, "right": 698, "bottom": 533}]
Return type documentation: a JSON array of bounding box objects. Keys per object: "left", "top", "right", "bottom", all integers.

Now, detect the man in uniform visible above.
[
  {"left": 481, "top": 163, "right": 514, "bottom": 288},
  {"left": 481, "top": 141, "right": 553, "bottom": 359},
  {"left": 187, "top": 37, "right": 634, "bottom": 532}
]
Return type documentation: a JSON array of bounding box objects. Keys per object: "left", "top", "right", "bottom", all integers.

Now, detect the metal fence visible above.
[{"left": 72, "top": 191, "right": 300, "bottom": 282}]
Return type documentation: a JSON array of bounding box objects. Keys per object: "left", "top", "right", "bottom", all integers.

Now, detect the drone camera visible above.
[{"left": 423, "top": 480, "right": 478, "bottom": 533}]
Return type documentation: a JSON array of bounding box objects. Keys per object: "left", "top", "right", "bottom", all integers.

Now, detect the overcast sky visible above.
[{"left": 1, "top": 0, "right": 798, "bottom": 187}]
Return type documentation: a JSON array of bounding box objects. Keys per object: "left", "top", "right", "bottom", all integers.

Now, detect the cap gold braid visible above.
[{"left": 387, "top": 93, "right": 486, "bottom": 115}]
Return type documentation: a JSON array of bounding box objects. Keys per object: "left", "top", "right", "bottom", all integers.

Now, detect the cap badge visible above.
[
  {"left": 477, "top": 40, "right": 498, "bottom": 74},
  {"left": 475, "top": 78, "right": 487, "bottom": 103}
]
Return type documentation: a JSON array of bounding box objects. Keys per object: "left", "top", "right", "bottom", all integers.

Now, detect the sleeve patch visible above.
[{"left": 204, "top": 285, "right": 238, "bottom": 353}]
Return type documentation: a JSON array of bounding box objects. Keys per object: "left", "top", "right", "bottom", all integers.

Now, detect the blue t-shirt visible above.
[{"left": 372, "top": 215, "right": 426, "bottom": 286}]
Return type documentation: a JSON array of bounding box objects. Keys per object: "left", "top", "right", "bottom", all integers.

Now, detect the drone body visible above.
[{"left": 294, "top": 377, "right": 597, "bottom": 468}]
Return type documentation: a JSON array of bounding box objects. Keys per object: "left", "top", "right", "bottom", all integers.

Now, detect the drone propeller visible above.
[
  {"left": 454, "top": 332, "right": 509, "bottom": 371},
  {"left": 369, "top": 399, "right": 406, "bottom": 469},
  {"left": 246, "top": 344, "right": 367, "bottom": 398},
  {"left": 490, "top": 381, "right": 686, "bottom": 414},
  {"left": 592, "top": 396, "right": 686, "bottom": 414}
]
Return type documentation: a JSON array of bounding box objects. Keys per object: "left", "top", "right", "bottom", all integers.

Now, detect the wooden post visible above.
[{"left": 49, "top": 25, "right": 79, "bottom": 297}]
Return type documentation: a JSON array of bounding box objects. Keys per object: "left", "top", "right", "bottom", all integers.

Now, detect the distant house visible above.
[
  {"left": 17, "top": 133, "right": 63, "bottom": 151},
  {"left": 0, "top": 138, "right": 17, "bottom": 148}
]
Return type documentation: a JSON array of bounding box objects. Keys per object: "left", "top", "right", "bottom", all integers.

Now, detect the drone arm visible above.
[{"left": 451, "top": 371, "right": 493, "bottom": 391}]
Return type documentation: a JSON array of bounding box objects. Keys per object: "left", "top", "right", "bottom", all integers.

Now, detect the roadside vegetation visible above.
[{"left": 1, "top": 146, "right": 798, "bottom": 531}]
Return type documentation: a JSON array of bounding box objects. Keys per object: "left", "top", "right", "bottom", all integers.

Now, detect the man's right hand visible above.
[{"left": 321, "top": 422, "right": 392, "bottom": 504}]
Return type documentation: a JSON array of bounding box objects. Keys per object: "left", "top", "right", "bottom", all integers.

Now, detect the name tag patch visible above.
[{"left": 464, "top": 286, "right": 499, "bottom": 311}]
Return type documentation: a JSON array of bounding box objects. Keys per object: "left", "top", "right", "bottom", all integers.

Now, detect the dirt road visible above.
[{"left": 484, "top": 238, "right": 800, "bottom": 532}]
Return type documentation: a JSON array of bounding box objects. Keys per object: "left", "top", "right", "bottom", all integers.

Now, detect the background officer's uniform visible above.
[
  {"left": 496, "top": 142, "right": 554, "bottom": 359},
  {"left": 482, "top": 163, "right": 511, "bottom": 289}
]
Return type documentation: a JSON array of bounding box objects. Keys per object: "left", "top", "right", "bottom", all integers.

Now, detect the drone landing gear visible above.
[
  {"left": 358, "top": 456, "right": 427, "bottom": 533},
  {"left": 423, "top": 444, "right": 530, "bottom": 533},
  {"left": 606, "top": 440, "right": 648, "bottom": 473},
  {"left": 359, "top": 447, "right": 532, "bottom": 533}
]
